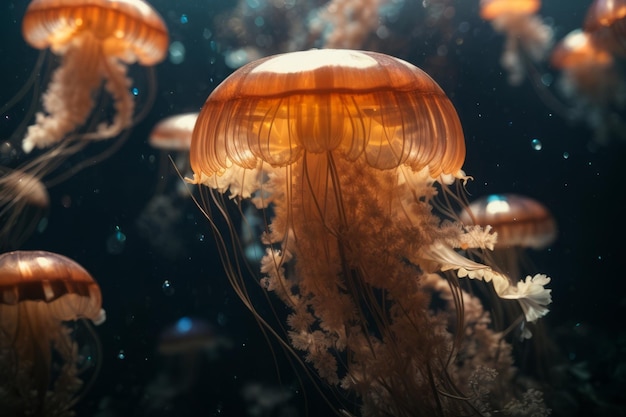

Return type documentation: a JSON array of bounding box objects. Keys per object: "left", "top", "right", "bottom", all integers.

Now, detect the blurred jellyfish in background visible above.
[
  {"left": 189, "top": 49, "right": 553, "bottom": 416},
  {"left": 480, "top": 0, "right": 554, "bottom": 86},
  {"left": 0, "top": 168, "right": 49, "bottom": 250},
  {"left": 0, "top": 250, "right": 105, "bottom": 416},
  {"left": 216, "top": 0, "right": 460, "bottom": 75},
  {"left": 147, "top": 112, "right": 198, "bottom": 196},
  {"left": 141, "top": 317, "right": 232, "bottom": 416},
  {"left": 135, "top": 112, "right": 199, "bottom": 261},
  {"left": 460, "top": 193, "right": 557, "bottom": 281},
  {"left": 459, "top": 194, "right": 556, "bottom": 339},
  {"left": 550, "top": 29, "right": 626, "bottom": 145}
]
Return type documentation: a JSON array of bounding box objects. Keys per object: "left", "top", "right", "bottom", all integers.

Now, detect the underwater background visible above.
[{"left": 1, "top": 0, "right": 625, "bottom": 416}]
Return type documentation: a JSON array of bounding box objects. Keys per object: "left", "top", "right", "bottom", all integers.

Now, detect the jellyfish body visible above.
[
  {"left": 480, "top": 0, "right": 553, "bottom": 85},
  {"left": 551, "top": 29, "right": 626, "bottom": 144},
  {"left": 0, "top": 168, "right": 50, "bottom": 250},
  {"left": 20, "top": 0, "right": 169, "bottom": 153},
  {"left": 0, "top": 250, "right": 105, "bottom": 415},
  {"left": 190, "top": 49, "right": 552, "bottom": 415}
]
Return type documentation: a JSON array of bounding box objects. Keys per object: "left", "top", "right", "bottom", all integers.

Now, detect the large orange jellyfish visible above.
[
  {"left": 20, "top": 0, "right": 169, "bottom": 154},
  {"left": 189, "top": 49, "right": 552, "bottom": 415},
  {"left": 0, "top": 250, "right": 105, "bottom": 416},
  {"left": 480, "top": 0, "right": 554, "bottom": 85}
]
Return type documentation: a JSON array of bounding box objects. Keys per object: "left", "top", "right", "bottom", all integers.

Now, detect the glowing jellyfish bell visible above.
[
  {"left": 20, "top": 0, "right": 169, "bottom": 153},
  {"left": 0, "top": 250, "right": 105, "bottom": 415},
  {"left": 479, "top": 0, "right": 553, "bottom": 85},
  {"left": 189, "top": 49, "right": 552, "bottom": 415}
]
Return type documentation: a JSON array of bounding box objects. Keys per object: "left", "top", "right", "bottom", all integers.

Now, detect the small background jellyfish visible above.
[
  {"left": 140, "top": 317, "right": 232, "bottom": 416},
  {"left": 147, "top": 111, "right": 198, "bottom": 196},
  {"left": 459, "top": 192, "right": 558, "bottom": 353},
  {"left": 189, "top": 49, "right": 552, "bottom": 416},
  {"left": 0, "top": 250, "right": 106, "bottom": 416},
  {"left": 479, "top": 0, "right": 554, "bottom": 86},
  {"left": 135, "top": 112, "right": 198, "bottom": 261},
  {"left": 460, "top": 193, "right": 557, "bottom": 281},
  {"left": 550, "top": 29, "right": 626, "bottom": 145}
]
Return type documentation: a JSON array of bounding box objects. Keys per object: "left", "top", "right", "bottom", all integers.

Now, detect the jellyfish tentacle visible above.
[{"left": 22, "top": 34, "right": 104, "bottom": 153}]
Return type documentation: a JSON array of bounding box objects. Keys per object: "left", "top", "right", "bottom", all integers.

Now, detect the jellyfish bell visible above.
[
  {"left": 149, "top": 113, "right": 199, "bottom": 152},
  {"left": 0, "top": 167, "right": 50, "bottom": 250},
  {"left": 148, "top": 112, "right": 199, "bottom": 195},
  {"left": 461, "top": 193, "right": 557, "bottom": 251},
  {"left": 189, "top": 49, "right": 553, "bottom": 415},
  {"left": 20, "top": 0, "right": 169, "bottom": 154},
  {"left": 0, "top": 250, "right": 105, "bottom": 415}
]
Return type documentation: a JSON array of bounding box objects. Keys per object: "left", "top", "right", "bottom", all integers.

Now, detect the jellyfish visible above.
[
  {"left": 460, "top": 194, "right": 556, "bottom": 278},
  {"left": 0, "top": 0, "right": 169, "bottom": 218},
  {"left": 459, "top": 193, "right": 557, "bottom": 338},
  {"left": 479, "top": 0, "right": 554, "bottom": 85},
  {"left": 188, "top": 49, "right": 552, "bottom": 415},
  {"left": 0, "top": 250, "right": 105, "bottom": 416},
  {"left": 550, "top": 29, "right": 626, "bottom": 144},
  {"left": 0, "top": 167, "right": 50, "bottom": 250},
  {"left": 19, "top": 0, "right": 169, "bottom": 154},
  {"left": 584, "top": 0, "right": 626, "bottom": 58},
  {"left": 142, "top": 317, "right": 232, "bottom": 415},
  {"left": 148, "top": 112, "right": 199, "bottom": 195}
]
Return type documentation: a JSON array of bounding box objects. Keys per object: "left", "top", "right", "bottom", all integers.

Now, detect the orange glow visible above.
[
  {"left": 584, "top": 0, "right": 626, "bottom": 56},
  {"left": 584, "top": 0, "right": 626, "bottom": 31},
  {"left": 551, "top": 30, "right": 613, "bottom": 69},
  {"left": 480, "top": 0, "right": 541, "bottom": 20}
]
